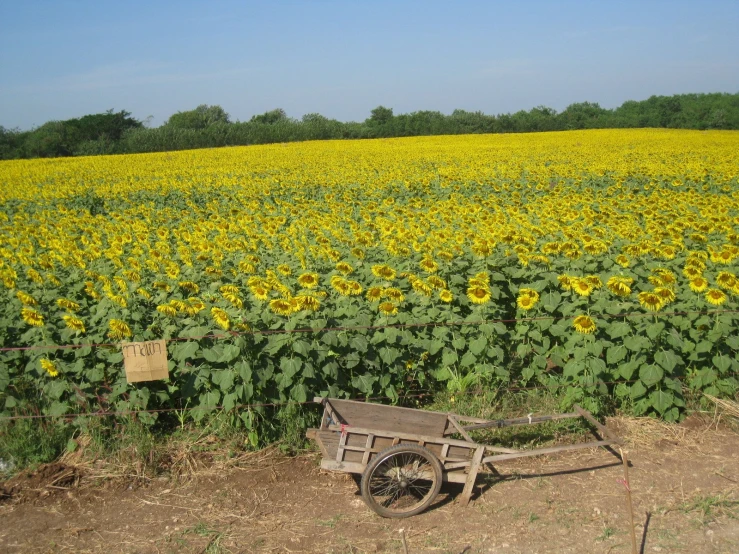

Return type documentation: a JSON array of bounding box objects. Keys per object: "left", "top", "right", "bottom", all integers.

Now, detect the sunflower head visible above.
[
  {"left": 517, "top": 294, "right": 537, "bottom": 311},
  {"left": 62, "top": 314, "right": 85, "bottom": 333},
  {"left": 573, "top": 315, "right": 597, "bottom": 334},
  {"left": 297, "top": 272, "right": 319, "bottom": 289},
  {"left": 108, "top": 319, "right": 132, "bottom": 340},
  {"left": 689, "top": 277, "right": 708, "bottom": 293},
  {"left": 21, "top": 307, "right": 44, "bottom": 327},
  {"left": 378, "top": 301, "right": 398, "bottom": 316},
  {"left": 269, "top": 298, "right": 293, "bottom": 317},
  {"left": 571, "top": 278, "right": 594, "bottom": 297},
  {"left": 156, "top": 304, "right": 178, "bottom": 318},
  {"left": 40, "top": 358, "right": 59, "bottom": 378},
  {"left": 439, "top": 289, "right": 453, "bottom": 303},
  {"left": 638, "top": 292, "right": 663, "bottom": 312},
  {"left": 705, "top": 288, "right": 727, "bottom": 306},
  {"left": 366, "top": 286, "right": 383, "bottom": 302},
  {"left": 467, "top": 285, "right": 491, "bottom": 305},
  {"left": 335, "top": 261, "right": 354, "bottom": 275}
]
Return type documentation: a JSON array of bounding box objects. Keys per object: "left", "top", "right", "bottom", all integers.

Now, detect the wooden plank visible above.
[
  {"left": 329, "top": 399, "right": 449, "bottom": 437},
  {"left": 316, "top": 430, "right": 340, "bottom": 460},
  {"left": 445, "top": 460, "right": 472, "bottom": 471},
  {"left": 326, "top": 423, "right": 480, "bottom": 450},
  {"left": 448, "top": 415, "right": 474, "bottom": 442},
  {"left": 462, "top": 412, "right": 579, "bottom": 432},
  {"left": 336, "top": 430, "right": 348, "bottom": 462},
  {"left": 362, "top": 434, "right": 374, "bottom": 465},
  {"left": 482, "top": 440, "right": 614, "bottom": 464},
  {"left": 574, "top": 405, "right": 623, "bottom": 445},
  {"left": 460, "top": 446, "right": 485, "bottom": 506},
  {"left": 320, "top": 459, "right": 469, "bottom": 484},
  {"left": 440, "top": 443, "right": 450, "bottom": 461}
]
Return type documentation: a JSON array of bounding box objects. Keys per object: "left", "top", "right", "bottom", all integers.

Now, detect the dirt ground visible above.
[{"left": 1, "top": 415, "right": 738, "bottom": 554}]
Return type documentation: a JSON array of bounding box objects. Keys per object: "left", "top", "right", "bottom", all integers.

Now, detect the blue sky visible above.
[{"left": 1, "top": 0, "right": 738, "bottom": 129}]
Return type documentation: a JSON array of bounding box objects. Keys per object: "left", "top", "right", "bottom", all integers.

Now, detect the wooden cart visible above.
[{"left": 306, "top": 397, "right": 621, "bottom": 518}]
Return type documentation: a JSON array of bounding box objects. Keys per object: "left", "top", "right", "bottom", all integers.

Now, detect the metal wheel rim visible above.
[{"left": 366, "top": 450, "right": 438, "bottom": 515}]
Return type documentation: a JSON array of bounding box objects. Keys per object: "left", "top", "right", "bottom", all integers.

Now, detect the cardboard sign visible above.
[{"left": 122, "top": 340, "right": 169, "bottom": 383}]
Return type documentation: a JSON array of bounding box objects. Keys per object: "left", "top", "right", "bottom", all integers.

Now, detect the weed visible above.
[
  {"left": 595, "top": 526, "right": 616, "bottom": 541},
  {"left": 678, "top": 492, "right": 738, "bottom": 525}
]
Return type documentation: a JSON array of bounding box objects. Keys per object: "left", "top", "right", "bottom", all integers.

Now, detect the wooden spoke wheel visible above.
[{"left": 360, "top": 444, "right": 443, "bottom": 518}]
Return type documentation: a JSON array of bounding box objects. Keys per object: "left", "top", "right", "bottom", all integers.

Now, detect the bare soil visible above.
[{"left": 1, "top": 416, "right": 738, "bottom": 553}]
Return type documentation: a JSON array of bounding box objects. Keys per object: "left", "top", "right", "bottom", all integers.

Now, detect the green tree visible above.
[{"left": 165, "top": 105, "right": 230, "bottom": 129}]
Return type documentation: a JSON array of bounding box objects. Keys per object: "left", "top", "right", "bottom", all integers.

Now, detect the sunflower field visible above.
[{"left": 1, "top": 129, "right": 738, "bottom": 433}]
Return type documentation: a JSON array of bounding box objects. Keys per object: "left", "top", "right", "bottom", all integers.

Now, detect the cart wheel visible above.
[{"left": 360, "top": 444, "right": 443, "bottom": 518}]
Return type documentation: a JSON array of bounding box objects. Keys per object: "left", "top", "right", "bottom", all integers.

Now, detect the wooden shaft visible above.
[
  {"left": 620, "top": 448, "right": 638, "bottom": 554},
  {"left": 462, "top": 412, "right": 579, "bottom": 431}
]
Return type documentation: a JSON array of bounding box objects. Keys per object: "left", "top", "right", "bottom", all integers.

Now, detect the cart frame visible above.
[{"left": 307, "top": 397, "right": 622, "bottom": 509}]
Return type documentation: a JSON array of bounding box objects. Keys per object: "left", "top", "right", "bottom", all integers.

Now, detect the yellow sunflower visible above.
[
  {"left": 439, "top": 289, "right": 453, "bottom": 303},
  {"left": 638, "top": 292, "right": 663, "bottom": 312},
  {"left": 16, "top": 291, "right": 37, "bottom": 305},
  {"left": 107, "top": 319, "right": 132, "bottom": 340},
  {"left": 269, "top": 298, "right": 293, "bottom": 316},
  {"left": 335, "top": 261, "right": 354, "bottom": 275},
  {"left": 211, "top": 307, "right": 230, "bottom": 329},
  {"left": 384, "top": 287, "right": 405, "bottom": 302},
  {"left": 366, "top": 286, "right": 383, "bottom": 302},
  {"left": 40, "top": 358, "right": 59, "bottom": 378},
  {"left": 372, "top": 265, "right": 396, "bottom": 280},
  {"left": 21, "top": 307, "right": 44, "bottom": 327},
  {"left": 467, "top": 285, "right": 491, "bottom": 305},
  {"left": 156, "top": 305, "right": 178, "bottom": 317},
  {"left": 705, "top": 288, "right": 727, "bottom": 306},
  {"left": 517, "top": 294, "right": 537, "bottom": 311},
  {"left": 571, "top": 278, "right": 594, "bottom": 297},
  {"left": 62, "top": 314, "right": 85, "bottom": 333},
  {"left": 378, "top": 301, "right": 398, "bottom": 315},
  {"left": 297, "top": 272, "right": 319, "bottom": 289},
  {"left": 573, "top": 315, "right": 597, "bottom": 334},
  {"left": 689, "top": 277, "right": 709, "bottom": 293}
]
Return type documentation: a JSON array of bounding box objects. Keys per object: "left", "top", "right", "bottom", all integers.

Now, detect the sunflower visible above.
[
  {"left": 467, "top": 285, "right": 491, "bottom": 305},
  {"left": 136, "top": 287, "right": 151, "bottom": 300},
  {"left": 347, "top": 280, "right": 363, "bottom": 296},
  {"left": 638, "top": 292, "right": 663, "bottom": 312},
  {"left": 276, "top": 264, "right": 292, "bottom": 276},
  {"left": 682, "top": 266, "right": 702, "bottom": 279},
  {"left": 297, "top": 272, "right": 319, "bottom": 289},
  {"left": 269, "top": 298, "right": 293, "bottom": 316},
  {"left": 251, "top": 285, "right": 269, "bottom": 301},
  {"left": 330, "top": 277, "right": 352, "bottom": 296},
  {"left": 16, "top": 291, "right": 37, "bottom": 305},
  {"left": 169, "top": 299, "right": 188, "bottom": 312},
  {"left": 557, "top": 275, "right": 574, "bottom": 291},
  {"left": 21, "top": 307, "right": 44, "bottom": 327},
  {"left": 384, "top": 287, "right": 405, "bottom": 302},
  {"left": 571, "top": 278, "right": 594, "bottom": 297},
  {"left": 517, "top": 294, "right": 537, "bottom": 311},
  {"left": 211, "top": 307, "right": 230, "bottom": 329},
  {"left": 62, "top": 314, "right": 85, "bottom": 333},
  {"left": 518, "top": 288, "right": 540, "bottom": 303},
  {"left": 419, "top": 257, "right": 439, "bottom": 273},
  {"left": 156, "top": 305, "right": 178, "bottom": 318},
  {"left": 378, "top": 301, "right": 398, "bottom": 315},
  {"left": 439, "top": 289, "right": 453, "bottom": 303},
  {"left": 220, "top": 284, "right": 240, "bottom": 295},
  {"left": 350, "top": 248, "right": 365, "bottom": 260},
  {"left": 606, "top": 277, "right": 631, "bottom": 297},
  {"left": 40, "top": 358, "right": 59, "bottom": 378},
  {"left": 573, "top": 315, "right": 597, "bottom": 334},
  {"left": 223, "top": 292, "right": 243, "bottom": 308},
  {"left": 366, "top": 286, "right": 383, "bottom": 302},
  {"left": 585, "top": 275, "right": 603, "bottom": 289},
  {"left": 333, "top": 261, "right": 354, "bottom": 275},
  {"left": 437, "top": 250, "right": 454, "bottom": 262},
  {"left": 654, "top": 286, "right": 676, "bottom": 304},
  {"left": 427, "top": 275, "right": 447, "bottom": 289},
  {"left": 186, "top": 297, "right": 206, "bottom": 315},
  {"left": 108, "top": 319, "right": 132, "bottom": 340},
  {"left": 705, "top": 288, "right": 727, "bottom": 306},
  {"left": 372, "top": 265, "right": 396, "bottom": 280},
  {"left": 716, "top": 271, "right": 737, "bottom": 290},
  {"left": 296, "top": 294, "right": 321, "bottom": 311},
  {"left": 615, "top": 255, "right": 630, "bottom": 268},
  {"left": 239, "top": 261, "right": 256, "bottom": 274},
  {"left": 689, "top": 277, "right": 709, "bottom": 293},
  {"left": 410, "top": 278, "right": 433, "bottom": 297}
]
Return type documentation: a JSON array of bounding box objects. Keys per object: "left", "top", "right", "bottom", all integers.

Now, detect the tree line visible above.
[{"left": 1, "top": 92, "right": 738, "bottom": 160}]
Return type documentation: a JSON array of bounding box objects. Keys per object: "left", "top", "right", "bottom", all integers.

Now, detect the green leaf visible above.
[
  {"left": 280, "top": 357, "right": 302, "bottom": 379},
  {"left": 442, "top": 348, "right": 458, "bottom": 367},
  {"left": 452, "top": 336, "right": 466, "bottom": 350},
  {"left": 352, "top": 373, "right": 377, "bottom": 394},
  {"left": 639, "top": 364, "right": 664, "bottom": 387},
  {"left": 292, "top": 339, "right": 312, "bottom": 356},
  {"left": 607, "top": 345, "right": 627, "bottom": 365},
  {"left": 0, "top": 363, "right": 8, "bottom": 392},
  {"left": 695, "top": 340, "right": 712, "bottom": 353},
  {"left": 630, "top": 381, "right": 647, "bottom": 399},
  {"left": 350, "top": 335, "right": 368, "bottom": 353},
  {"left": 173, "top": 341, "right": 199, "bottom": 362},
  {"left": 713, "top": 354, "right": 732, "bottom": 373},
  {"left": 460, "top": 351, "right": 477, "bottom": 367},
  {"left": 649, "top": 390, "right": 674, "bottom": 415},
  {"left": 564, "top": 359, "right": 584, "bottom": 378},
  {"left": 607, "top": 321, "right": 631, "bottom": 339},
  {"left": 646, "top": 322, "right": 665, "bottom": 340},
  {"left": 624, "top": 335, "right": 649, "bottom": 351},
  {"left": 291, "top": 384, "right": 308, "bottom": 403},
  {"left": 655, "top": 350, "right": 681, "bottom": 374},
  {"left": 379, "top": 347, "right": 400, "bottom": 365},
  {"left": 618, "top": 359, "right": 639, "bottom": 380},
  {"left": 469, "top": 336, "right": 487, "bottom": 356}
]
